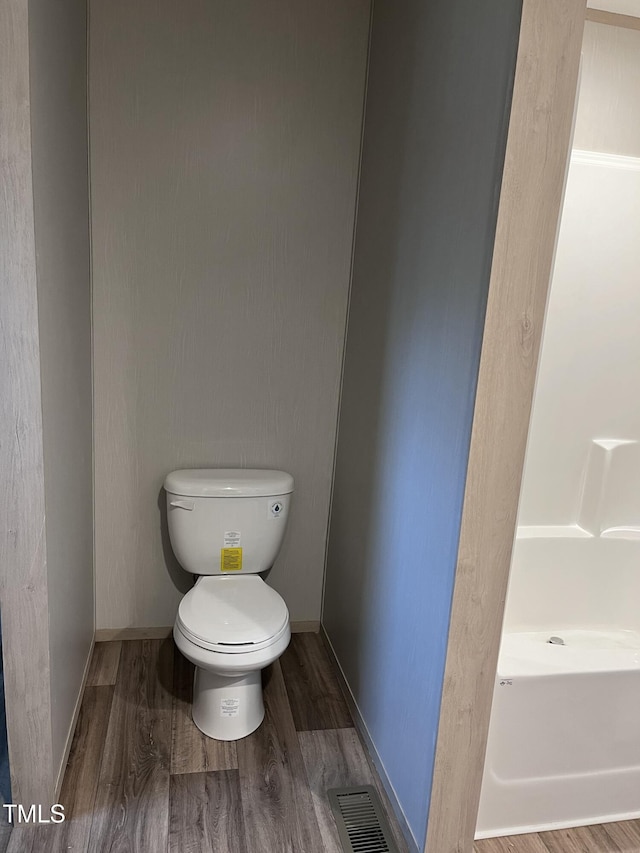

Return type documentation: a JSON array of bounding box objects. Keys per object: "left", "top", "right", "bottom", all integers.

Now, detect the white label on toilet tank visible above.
[
  {"left": 220, "top": 698, "right": 240, "bottom": 718},
  {"left": 223, "top": 531, "right": 241, "bottom": 547}
]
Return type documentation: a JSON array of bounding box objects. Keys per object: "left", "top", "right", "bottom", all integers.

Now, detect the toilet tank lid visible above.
[{"left": 164, "top": 468, "right": 294, "bottom": 497}]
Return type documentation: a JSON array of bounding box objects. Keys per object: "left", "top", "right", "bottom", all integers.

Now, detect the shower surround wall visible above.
[
  {"left": 477, "top": 150, "right": 640, "bottom": 838},
  {"left": 477, "top": 20, "right": 640, "bottom": 838},
  {"left": 90, "top": 0, "right": 370, "bottom": 629},
  {"left": 518, "top": 151, "right": 640, "bottom": 531},
  {"left": 519, "top": 21, "right": 640, "bottom": 529}
]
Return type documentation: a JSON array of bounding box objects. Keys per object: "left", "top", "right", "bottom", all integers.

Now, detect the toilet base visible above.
[{"left": 192, "top": 667, "right": 264, "bottom": 740}]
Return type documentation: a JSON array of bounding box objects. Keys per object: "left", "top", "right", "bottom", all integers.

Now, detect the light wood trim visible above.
[
  {"left": 290, "top": 620, "right": 320, "bottom": 634},
  {"left": 424, "top": 1, "right": 586, "bottom": 851},
  {"left": 95, "top": 620, "right": 320, "bottom": 642},
  {"left": 0, "top": 0, "right": 55, "bottom": 805},
  {"left": 586, "top": 8, "right": 640, "bottom": 30},
  {"left": 95, "top": 627, "right": 173, "bottom": 641}
]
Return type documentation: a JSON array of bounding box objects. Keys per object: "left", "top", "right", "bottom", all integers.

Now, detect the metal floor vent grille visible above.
[{"left": 327, "top": 786, "right": 397, "bottom": 853}]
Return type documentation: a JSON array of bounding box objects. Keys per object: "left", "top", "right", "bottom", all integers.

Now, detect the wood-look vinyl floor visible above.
[
  {"left": 7, "top": 635, "right": 638, "bottom": 853},
  {"left": 474, "top": 820, "right": 640, "bottom": 853},
  {"left": 6, "top": 633, "right": 408, "bottom": 853},
  {"left": 0, "top": 822, "right": 10, "bottom": 853}
]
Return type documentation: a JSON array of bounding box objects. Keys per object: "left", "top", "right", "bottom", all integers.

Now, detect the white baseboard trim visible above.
[
  {"left": 94, "top": 620, "right": 320, "bottom": 643},
  {"left": 320, "top": 625, "right": 419, "bottom": 853},
  {"left": 54, "top": 636, "right": 95, "bottom": 800}
]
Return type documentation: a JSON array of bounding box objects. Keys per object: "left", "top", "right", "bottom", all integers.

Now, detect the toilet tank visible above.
[{"left": 164, "top": 469, "right": 294, "bottom": 575}]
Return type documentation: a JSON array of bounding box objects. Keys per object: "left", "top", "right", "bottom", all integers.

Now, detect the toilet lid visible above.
[{"left": 177, "top": 575, "right": 288, "bottom": 648}]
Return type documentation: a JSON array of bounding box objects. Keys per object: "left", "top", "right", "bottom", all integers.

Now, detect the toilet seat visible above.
[{"left": 177, "top": 575, "right": 289, "bottom": 654}]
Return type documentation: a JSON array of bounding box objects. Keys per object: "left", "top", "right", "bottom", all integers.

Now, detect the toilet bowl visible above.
[
  {"left": 173, "top": 574, "right": 290, "bottom": 739},
  {"left": 165, "top": 468, "right": 294, "bottom": 740}
]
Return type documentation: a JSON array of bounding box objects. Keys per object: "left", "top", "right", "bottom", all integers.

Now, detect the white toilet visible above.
[{"left": 165, "top": 468, "right": 293, "bottom": 741}]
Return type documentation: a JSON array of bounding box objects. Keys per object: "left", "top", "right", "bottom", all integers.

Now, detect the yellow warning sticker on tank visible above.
[{"left": 221, "top": 547, "right": 242, "bottom": 571}]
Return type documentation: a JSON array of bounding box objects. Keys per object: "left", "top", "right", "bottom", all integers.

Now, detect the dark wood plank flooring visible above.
[
  {"left": 280, "top": 630, "right": 352, "bottom": 731},
  {"left": 237, "top": 662, "right": 324, "bottom": 851},
  {"left": 7, "top": 632, "right": 408, "bottom": 853},
  {"left": 475, "top": 820, "right": 640, "bottom": 853},
  {"left": 0, "top": 823, "right": 10, "bottom": 853},
  {"left": 4, "top": 634, "right": 640, "bottom": 852},
  {"left": 88, "top": 639, "right": 174, "bottom": 852},
  {"left": 86, "top": 639, "right": 121, "bottom": 687},
  {"left": 169, "top": 770, "right": 246, "bottom": 853},
  {"left": 299, "top": 727, "right": 409, "bottom": 853}
]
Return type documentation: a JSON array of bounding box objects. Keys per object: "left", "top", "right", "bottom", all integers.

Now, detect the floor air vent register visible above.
[{"left": 328, "top": 786, "right": 398, "bottom": 853}]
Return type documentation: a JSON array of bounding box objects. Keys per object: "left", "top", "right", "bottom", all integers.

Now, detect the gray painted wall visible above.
[
  {"left": 90, "top": 0, "right": 370, "bottom": 629},
  {"left": 323, "top": 0, "right": 522, "bottom": 847},
  {"left": 28, "top": 0, "right": 94, "bottom": 778}
]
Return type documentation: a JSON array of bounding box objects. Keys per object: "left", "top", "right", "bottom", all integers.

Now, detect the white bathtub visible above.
[{"left": 475, "top": 532, "right": 640, "bottom": 838}]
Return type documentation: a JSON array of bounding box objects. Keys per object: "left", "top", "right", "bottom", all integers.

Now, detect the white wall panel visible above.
[
  {"left": 575, "top": 22, "right": 640, "bottom": 157},
  {"left": 518, "top": 154, "right": 640, "bottom": 524},
  {"left": 587, "top": 0, "right": 640, "bottom": 16},
  {"left": 90, "top": 0, "right": 370, "bottom": 628}
]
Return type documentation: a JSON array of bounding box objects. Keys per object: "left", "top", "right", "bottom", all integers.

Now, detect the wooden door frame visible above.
[
  {"left": 424, "top": 1, "right": 587, "bottom": 851},
  {"left": 0, "top": 0, "right": 56, "bottom": 806}
]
